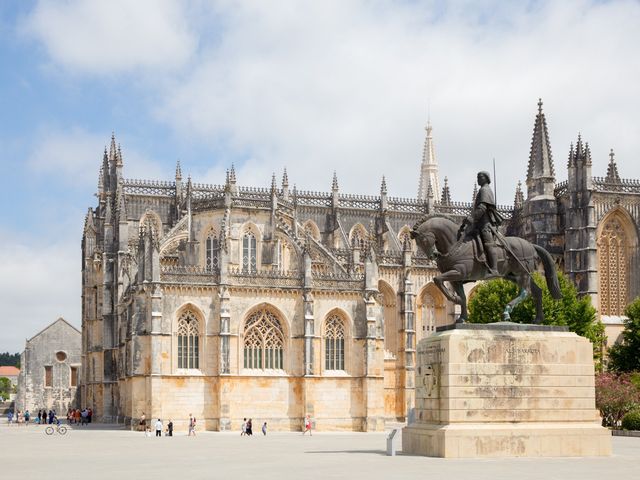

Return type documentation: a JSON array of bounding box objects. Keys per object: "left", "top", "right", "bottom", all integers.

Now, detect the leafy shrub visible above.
[
  {"left": 608, "top": 297, "right": 640, "bottom": 372},
  {"left": 595, "top": 372, "right": 640, "bottom": 427},
  {"left": 621, "top": 410, "right": 640, "bottom": 430}
]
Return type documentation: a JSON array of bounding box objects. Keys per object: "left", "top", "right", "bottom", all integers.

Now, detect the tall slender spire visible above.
[
  {"left": 471, "top": 182, "right": 478, "bottom": 203},
  {"left": 440, "top": 176, "right": 451, "bottom": 205},
  {"left": 282, "top": 168, "right": 289, "bottom": 189},
  {"left": 605, "top": 149, "right": 621, "bottom": 184},
  {"left": 380, "top": 176, "right": 387, "bottom": 195},
  {"left": 332, "top": 171, "right": 339, "bottom": 192},
  {"left": 271, "top": 172, "right": 277, "bottom": 193},
  {"left": 229, "top": 164, "right": 237, "bottom": 184},
  {"left": 514, "top": 181, "right": 524, "bottom": 209},
  {"left": 418, "top": 120, "right": 441, "bottom": 201},
  {"left": 175, "top": 160, "right": 182, "bottom": 180},
  {"left": 526, "top": 98, "right": 555, "bottom": 199}
]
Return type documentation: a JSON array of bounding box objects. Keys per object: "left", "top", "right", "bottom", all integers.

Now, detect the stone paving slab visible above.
[{"left": 0, "top": 422, "right": 637, "bottom": 480}]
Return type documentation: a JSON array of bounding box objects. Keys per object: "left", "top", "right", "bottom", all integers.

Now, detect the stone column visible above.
[
  {"left": 399, "top": 276, "right": 416, "bottom": 420},
  {"left": 362, "top": 291, "right": 384, "bottom": 431},
  {"left": 303, "top": 291, "right": 315, "bottom": 376},
  {"left": 219, "top": 286, "right": 231, "bottom": 374}
]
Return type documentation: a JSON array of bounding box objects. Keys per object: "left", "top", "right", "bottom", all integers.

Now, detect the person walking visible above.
[
  {"left": 262, "top": 422, "right": 267, "bottom": 436},
  {"left": 241, "top": 418, "right": 247, "bottom": 436},
  {"left": 188, "top": 414, "right": 196, "bottom": 436},
  {"left": 246, "top": 418, "right": 253, "bottom": 436},
  {"left": 24, "top": 410, "right": 30, "bottom": 425},
  {"left": 155, "top": 418, "right": 163, "bottom": 437},
  {"left": 167, "top": 420, "right": 173, "bottom": 437},
  {"left": 302, "top": 415, "right": 312, "bottom": 436}
]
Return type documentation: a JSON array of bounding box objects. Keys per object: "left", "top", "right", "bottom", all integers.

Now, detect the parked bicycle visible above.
[{"left": 45, "top": 424, "right": 67, "bottom": 435}]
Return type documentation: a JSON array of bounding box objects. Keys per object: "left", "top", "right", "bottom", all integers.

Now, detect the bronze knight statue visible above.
[
  {"left": 410, "top": 171, "right": 562, "bottom": 324},
  {"left": 458, "top": 171, "right": 504, "bottom": 278}
]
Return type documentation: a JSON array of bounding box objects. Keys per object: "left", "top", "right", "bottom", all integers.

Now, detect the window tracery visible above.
[
  {"left": 177, "top": 310, "right": 200, "bottom": 369},
  {"left": 598, "top": 215, "right": 630, "bottom": 316},
  {"left": 205, "top": 230, "right": 219, "bottom": 271},
  {"left": 243, "top": 308, "right": 284, "bottom": 370},
  {"left": 242, "top": 231, "right": 257, "bottom": 273},
  {"left": 324, "top": 314, "right": 345, "bottom": 371}
]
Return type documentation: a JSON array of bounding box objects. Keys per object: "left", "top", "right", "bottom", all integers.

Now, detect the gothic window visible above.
[
  {"left": 70, "top": 367, "right": 78, "bottom": 387},
  {"left": 177, "top": 310, "right": 200, "bottom": 369},
  {"left": 598, "top": 215, "right": 630, "bottom": 316},
  {"left": 350, "top": 225, "right": 367, "bottom": 250},
  {"left": 324, "top": 315, "right": 345, "bottom": 371},
  {"left": 205, "top": 231, "right": 219, "bottom": 271},
  {"left": 303, "top": 220, "right": 321, "bottom": 241},
  {"left": 398, "top": 227, "right": 412, "bottom": 250},
  {"left": 243, "top": 308, "right": 284, "bottom": 370},
  {"left": 242, "top": 231, "right": 257, "bottom": 273}
]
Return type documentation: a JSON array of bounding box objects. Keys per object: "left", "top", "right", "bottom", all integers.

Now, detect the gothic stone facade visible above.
[
  {"left": 16, "top": 318, "right": 81, "bottom": 414},
  {"left": 513, "top": 100, "right": 640, "bottom": 346},
  {"left": 82, "top": 100, "right": 639, "bottom": 430}
]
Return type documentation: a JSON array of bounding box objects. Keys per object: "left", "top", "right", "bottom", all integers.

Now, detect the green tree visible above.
[
  {"left": 468, "top": 272, "right": 605, "bottom": 365},
  {"left": 0, "top": 377, "right": 11, "bottom": 399},
  {"left": 0, "top": 352, "right": 20, "bottom": 368},
  {"left": 607, "top": 297, "right": 640, "bottom": 372}
]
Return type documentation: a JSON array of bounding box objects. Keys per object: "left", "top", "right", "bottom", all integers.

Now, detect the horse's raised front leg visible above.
[{"left": 433, "top": 270, "right": 464, "bottom": 305}]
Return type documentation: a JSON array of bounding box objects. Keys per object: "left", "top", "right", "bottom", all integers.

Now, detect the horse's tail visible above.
[{"left": 534, "top": 244, "right": 562, "bottom": 299}]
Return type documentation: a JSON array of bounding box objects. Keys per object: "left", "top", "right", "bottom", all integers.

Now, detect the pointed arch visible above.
[
  {"left": 415, "top": 283, "right": 447, "bottom": 341},
  {"left": 239, "top": 222, "right": 261, "bottom": 273},
  {"left": 597, "top": 207, "right": 638, "bottom": 316},
  {"left": 323, "top": 312, "right": 346, "bottom": 371},
  {"left": 204, "top": 226, "right": 219, "bottom": 271},
  {"left": 139, "top": 209, "right": 162, "bottom": 236},
  {"left": 349, "top": 223, "right": 367, "bottom": 249},
  {"left": 173, "top": 304, "right": 205, "bottom": 370},
  {"left": 378, "top": 280, "right": 398, "bottom": 357},
  {"left": 303, "top": 220, "right": 321, "bottom": 242},
  {"left": 398, "top": 225, "right": 416, "bottom": 252},
  {"left": 242, "top": 304, "right": 286, "bottom": 371}
]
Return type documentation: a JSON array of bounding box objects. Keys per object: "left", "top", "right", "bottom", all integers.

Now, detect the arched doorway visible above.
[{"left": 415, "top": 283, "right": 447, "bottom": 343}]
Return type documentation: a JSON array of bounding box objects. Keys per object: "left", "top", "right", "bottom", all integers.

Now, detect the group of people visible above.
[
  {"left": 240, "top": 417, "right": 263, "bottom": 436},
  {"left": 138, "top": 412, "right": 177, "bottom": 437},
  {"left": 6, "top": 409, "right": 62, "bottom": 425},
  {"left": 65, "top": 408, "right": 92, "bottom": 425}
]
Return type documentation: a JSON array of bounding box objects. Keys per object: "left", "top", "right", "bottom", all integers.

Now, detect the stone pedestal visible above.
[{"left": 402, "top": 323, "right": 611, "bottom": 458}]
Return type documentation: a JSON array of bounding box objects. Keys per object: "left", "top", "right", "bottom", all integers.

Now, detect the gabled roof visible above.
[
  {"left": 26, "top": 317, "right": 81, "bottom": 343},
  {"left": 0, "top": 366, "right": 20, "bottom": 376}
]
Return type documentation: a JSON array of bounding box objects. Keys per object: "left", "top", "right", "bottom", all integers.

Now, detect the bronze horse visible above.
[{"left": 411, "top": 215, "right": 562, "bottom": 324}]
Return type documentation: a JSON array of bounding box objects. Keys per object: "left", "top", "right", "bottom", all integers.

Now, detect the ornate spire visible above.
[
  {"left": 380, "top": 176, "right": 387, "bottom": 195},
  {"left": 526, "top": 98, "right": 555, "bottom": 198},
  {"left": 426, "top": 177, "right": 434, "bottom": 199},
  {"left": 418, "top": 120, "right": 441, "bottom": 201},
  {"left": 440, "top": 176, "right": 451, "bottom": 205},
  {"left": 514, "top": 181, "right": 524, "bottom": 209},
  {"left": 116, "top": 144, "right": 123, "bottom": 168},
  {"left": 605, "top": 149, "right": 621, "bottom": 184},
  {"left": 109, "top": 132, "right": 117, "bottom": 163},
  {"left": 271, "top": 172, "right": 277, "bottom": 193},
  {"left": 229, "top": 164, "right": 237, "bottom": 184},
  {"left": 282, "top": 168, "right": 289, "bottom": 189},
  {"left": 175, "top": 160, "right": 182, "bottom": 180},
  {"left": 472, "top": 182, "right": 478, "bottom": 203},
  {"left": 332, "top": 171, "right": 339, "bottom": 192},
  {"left": 567, "top": 142, "right": 575, "bottom": 168}
]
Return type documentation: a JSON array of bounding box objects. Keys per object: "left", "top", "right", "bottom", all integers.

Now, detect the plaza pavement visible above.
[{"left": 0, "top": 420, "right": 637, "bottom": 480}]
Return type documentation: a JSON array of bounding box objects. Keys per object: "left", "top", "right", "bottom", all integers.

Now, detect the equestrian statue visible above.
[{"left": 410, "top": 171, "right": 562, "bottom": 324}]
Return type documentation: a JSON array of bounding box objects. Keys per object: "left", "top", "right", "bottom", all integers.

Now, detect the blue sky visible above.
[{"left": 1, "top": 0, "right": 639, "bottom": 353}]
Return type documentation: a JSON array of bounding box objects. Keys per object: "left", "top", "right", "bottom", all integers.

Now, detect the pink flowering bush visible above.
[{"left": 595, "top": 372, "right": 640, "bottom": 427}]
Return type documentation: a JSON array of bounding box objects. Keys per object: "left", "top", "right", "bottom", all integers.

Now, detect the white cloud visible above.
[
  {"left": 27, "top": 127, "right": 166, "bottom": 186},
  {"left": 154, "top": 0, "right": 640, "bottom": 202},
  {"left": 22, "top": 0, "right": 196, "bottom": 74},
  {"left": 0, "top": 230, "right": 80, "bottom": 352}
]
